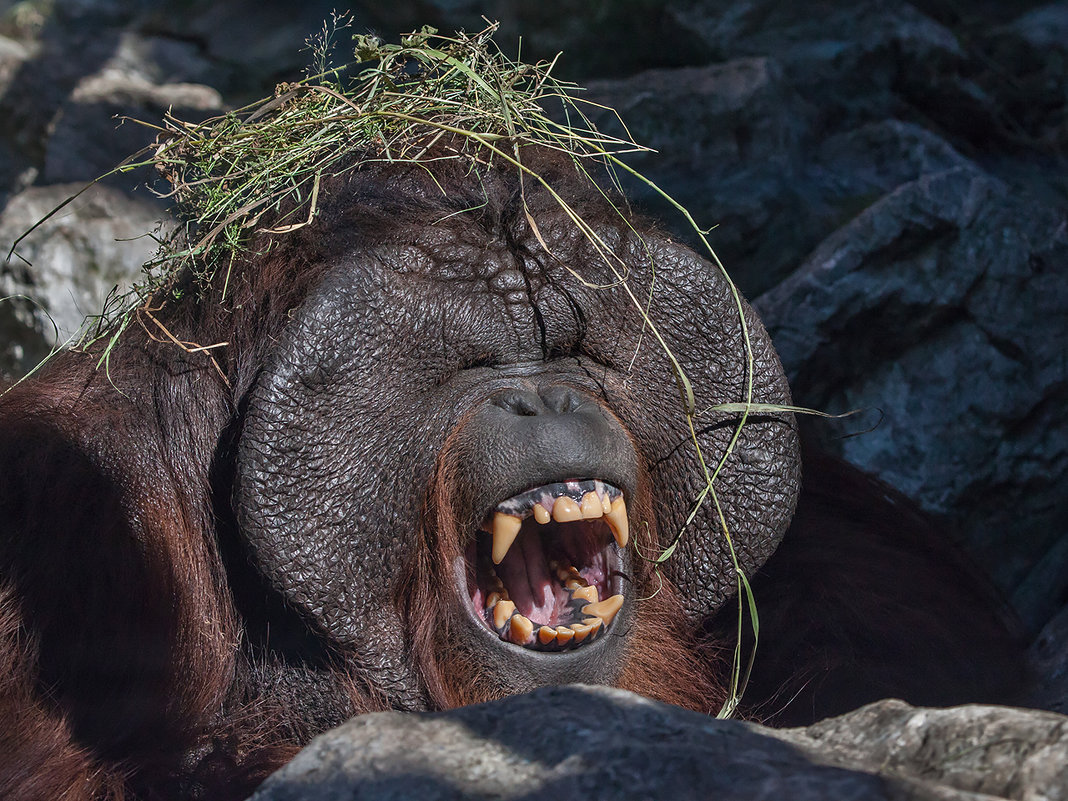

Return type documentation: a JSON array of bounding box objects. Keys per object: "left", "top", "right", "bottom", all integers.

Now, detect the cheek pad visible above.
[
  {"left": 617, "top": 244, "right": 801, "bottom": 620},
  {"left": 234, "top": 269, "right": 435, "bottom": 691}
]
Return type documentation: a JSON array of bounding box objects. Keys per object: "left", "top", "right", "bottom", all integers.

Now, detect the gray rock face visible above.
[
  {"left": 250, "top": 685, "right": 1068, "bottom": 801},
  {"left": 0, "top": 184, "right": 161, "bottom": 375},
  {"left": 755, "top": 167, "right": 1068, "bottom": 623}
]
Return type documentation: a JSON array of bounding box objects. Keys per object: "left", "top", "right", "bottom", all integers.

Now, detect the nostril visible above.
[
  {"left": 492, "top": 389, "right": 543, "bottom": 416},
  {"left": 540, "top": 386, "right": 583, "bottom": 415}
]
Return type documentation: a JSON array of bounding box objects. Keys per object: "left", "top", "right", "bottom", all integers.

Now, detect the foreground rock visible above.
[{"left": 249, "top": 685, "right": 1068, "bottom": 801}]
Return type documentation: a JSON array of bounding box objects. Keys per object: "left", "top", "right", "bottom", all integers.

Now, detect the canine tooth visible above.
[
  {"left": 493, "top": 599, "right": 516, "bottom": 629},
  {"left": 582, "top": 594, "right": 624, "bottom": 626},
  {"left": 533, "top": 503, "right": 551, "bottom": 525},
  {"left": 509, "top": 614, "right": 533, "bottom": 643},
  {"left": 554, "top": 626, "right": 575, "bottom": 645},
  {"left": 600, "top": 492, "right": 613, "bottom": 516},
  {"left": 570, "top": 621, "right": 594, "bottom": 643},
  {"left": 571, "top": 585, "right": 598, "bottom": 603},
  {"left": 552, "top": 496, "right": 582, "bottom": 522},
  {"left": 538, "top": 626, "right": 557, "bottom": 645},
  {"left": 580, "top": 492, "right": 603, "bottom": 519},
  {"left": 604, "top": 496, "right": 629, "bottom": 548},
  {"left": 491, "top": 512, "right": 523, "bottom": 564}
]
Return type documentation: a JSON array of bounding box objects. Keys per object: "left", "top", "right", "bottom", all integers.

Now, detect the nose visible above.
[{"left": 491, "top": 385, "right": 584, "bottom": 417}]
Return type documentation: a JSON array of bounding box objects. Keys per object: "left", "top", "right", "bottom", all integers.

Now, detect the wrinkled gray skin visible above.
[{"left": 234, "top": 159, "right": 801, "bottom": 709}]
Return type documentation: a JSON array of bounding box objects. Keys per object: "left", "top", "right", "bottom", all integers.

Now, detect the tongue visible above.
[{"left": 497, "top": 528, "right": 566, "bottom": 625}]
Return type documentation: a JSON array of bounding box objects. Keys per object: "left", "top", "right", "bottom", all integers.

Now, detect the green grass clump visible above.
[{"left": 128, "top": 19, "right": 651, "bottom": 312}]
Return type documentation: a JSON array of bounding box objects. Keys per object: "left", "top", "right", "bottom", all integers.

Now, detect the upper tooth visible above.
[
  {"left": 533, "top": 503, "right": 551, "bottom": 524},
  {"left": 580, "top": 492, "right": 603, "bottom": 519},
  {"left": 552, "top": 496, "right": 582, "bottom": 522},
  {"left": 604, "top": 496, "right": 629, "bottom": 548},
  {"left": 492, "top": 512, "right": 522, "bottom": 564},
  {"left": 600, "top": 493, "right": 612, "bottom": 515}
]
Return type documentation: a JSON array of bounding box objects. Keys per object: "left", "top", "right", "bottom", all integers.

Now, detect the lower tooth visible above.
[
  {"left": 486, "top": 591, "right": 502, "bottom": 608},
  {"left": 581, "top": 594, "right": 624, "bottom": 626},
  {"left": 582, "top": 617, "right": 604, "bottom": 636},
  {"left": 537, "top": 626, "right": 557, "bottom": 645},
  {"left": 570, "top": 621, "right": 594, "bottom": 643},
  {"left": 493, "top": 600, "right": 517, "bottom": 629},
  {"left": 509, "top": 614, "right": 533, "bottom": 643},
  {"left": 554, "top": 626, "right": 575, "bottom": 645}
]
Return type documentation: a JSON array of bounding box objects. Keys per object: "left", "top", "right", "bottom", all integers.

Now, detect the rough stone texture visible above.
[
  {"left": 755, "top": 167, "right": 1068, "bottom": 621},
  {"left": 250, "top": 685, "right": 1068, "bottom": 801},
  {"left": 1028, "top": 604, "right": 1068, "bottom": 716},
  {"left": 43, "top": 31, "right": 224, "bottom": 185},
  {"left": 0, "top": 184, "right": 161, "bottom": 375}
]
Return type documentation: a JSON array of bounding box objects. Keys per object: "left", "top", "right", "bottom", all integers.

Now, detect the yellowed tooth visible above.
[
  {"left": 580, "top": 491, "right": 603, "bottom": 519},
  {"left": 570, "top": 621, "right": 594, "bottom": 643},
  {"left": 554, "top": 626, "right": 575, "bottom": 645},
  {"left": 486, "top": 591, "right": 502, "bottom": 608},
  {"left": 582, "top": 594, "right": 624, "bottom": 626},
  {"left": 601, "top": 493, "right": 612, "bottom": 515},
  {"left": 537, "top": 626, "right": 557, "bottom": 645},
  {"left": 492, "top": 512, "right": 523, "bottom": 564},
  {"left": 604, "top": 496, "right": 629, "bottom": 548},
  {"left": 533, "top": 503, "right": 551, "bottom": 525},
  {"left": 509, "top": 614, "right": 533, "bottom": 643},
  {"left": 582, "top": 617, "right": 604, "bottom": 636},
  {"left": 564, "top": 577, "right": 588, "bottom": 590},
  {"left": 493, "top": 599, "right": 516, "bottom": 629},
  {"left": 552, "top": 495, "right": 582, "bottom": 522},
  {"left": 571, "top": 585, "right": 598, "bottom": 603}
]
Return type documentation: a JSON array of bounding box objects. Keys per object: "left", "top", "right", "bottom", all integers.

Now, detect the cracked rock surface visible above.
[{"left": 249, "top": 685, "right": 1068, "bottom": 801}]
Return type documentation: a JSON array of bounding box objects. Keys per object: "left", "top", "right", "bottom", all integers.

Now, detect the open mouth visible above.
[{"left": 466, "top": 479, "right": 628, "bottom": 651}]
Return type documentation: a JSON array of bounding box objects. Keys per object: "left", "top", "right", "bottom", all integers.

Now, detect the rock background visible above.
[{"left": 0, "top": 0, "right": 1066, "bottom": 771}]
